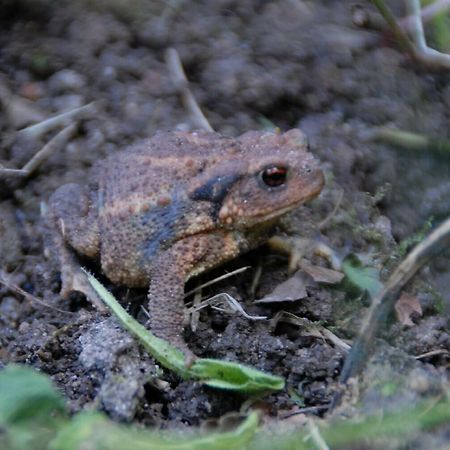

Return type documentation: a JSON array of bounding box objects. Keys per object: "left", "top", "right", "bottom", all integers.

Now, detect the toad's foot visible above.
[
  {"left": 268, "top": 235, "right": 315, "bottom": 272},
  {"left": 60, "top": 264, "right": 107, "bottom": 312},
  {"left": 148, "top": 319, "right": 198, "bottom": 368},
  {"left": 57, "top": 244, "right": 106, "bottom": 312},
  {"left": 268, "top": 235, "right": 341, "bottom": 272}
]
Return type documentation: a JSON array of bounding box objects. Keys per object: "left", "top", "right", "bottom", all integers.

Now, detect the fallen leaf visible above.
[
  {"left": 395, "top": 292, "right": 422, "bottom": 326},
  {"left": 342, "top": 256, "right": 383, "bottom": 298},
  {"left": 255, "top": 271, "right": 308, "bottom": 303},
  {"left": 299, "top": 260, "right": 344, "bottom": 284}
]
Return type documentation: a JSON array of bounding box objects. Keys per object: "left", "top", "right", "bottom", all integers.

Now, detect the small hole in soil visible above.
[
  {"left": 67, "top": 292, "right": 90, "bottom": 312},
  {"left": 209, "top": 315, "right": 228, "bottom": 333},
  {"left": 144, "top": 383, "right": 167, "bottom": 408}
]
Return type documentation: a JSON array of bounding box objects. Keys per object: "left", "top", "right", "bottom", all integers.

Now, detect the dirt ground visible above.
[{"left": 0, "top": 0, "right": 449, "bottom": 445}]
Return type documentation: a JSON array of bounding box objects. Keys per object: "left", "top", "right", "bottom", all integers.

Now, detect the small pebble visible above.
[{"left": 48, "top": 69, "right": 86, "bottom": 93}]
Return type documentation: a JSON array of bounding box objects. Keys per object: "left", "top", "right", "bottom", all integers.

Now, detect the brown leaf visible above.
[
  {"left": 255, "top": 271, "right": 308, "bottom": 303},
  {"left": 299, "top": 260, "right": 344, "bottom": 284},
  {"left": 395, "top": 292, "right": 423, "bottom": 327}
]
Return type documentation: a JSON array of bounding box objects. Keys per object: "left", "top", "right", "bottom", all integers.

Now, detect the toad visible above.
[{"left": 47, "top": 129, "right": 324, "bottom": 360}]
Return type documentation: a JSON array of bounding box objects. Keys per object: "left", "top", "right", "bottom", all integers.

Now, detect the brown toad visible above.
[{"left": 47, "top": 129, "right": 324, "bottom": 360}]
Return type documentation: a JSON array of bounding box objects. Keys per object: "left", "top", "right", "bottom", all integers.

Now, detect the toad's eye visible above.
[{"left": 260, "top": 166, "right": 288, "bottom": 187}]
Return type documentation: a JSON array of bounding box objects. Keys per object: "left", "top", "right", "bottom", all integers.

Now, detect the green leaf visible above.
[
  {"left": 51, "top": 411, "right": 259, "bottom": 450},
  {"left": 0, "top": 365, "right": 67, "bottom": 450},
  {"left": 342, "top": 257, "right": 383, "bottom": 298},
  {"left": 191, "top": 359, "right": 285, "bottom": 393},
  {"left": 85, "top": 271, "right": 285, "bottom": 394},
  {"left": 0, "top": 364, "right": 66, "bottom": 425}
]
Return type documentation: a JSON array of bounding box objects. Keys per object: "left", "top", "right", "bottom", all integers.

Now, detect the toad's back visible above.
[{"left": 96, "top": 132, "right": 235, "bottom": 286}]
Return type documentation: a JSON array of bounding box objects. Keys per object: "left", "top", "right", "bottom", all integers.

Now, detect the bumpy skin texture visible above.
[{"left": 47, "top": 129, "right": 324, "bottom": 359}]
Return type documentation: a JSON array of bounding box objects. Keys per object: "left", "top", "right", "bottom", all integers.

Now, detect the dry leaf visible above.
[
  {"left": 255, "top": 271, "right": 308, "bottom": 303},
  {"left": 299, "top": 260, "right": 344, "bottom": 284},
  {"left": 395, "top": 292, "right": 422, "bottom": 326}
]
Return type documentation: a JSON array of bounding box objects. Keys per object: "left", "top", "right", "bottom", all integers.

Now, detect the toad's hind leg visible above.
[
  {"left": 46, "top": 183, "right": 105, "bottom": 310},
  {"left": 147, "top": 232, "right": 240, "bottom": 363}
]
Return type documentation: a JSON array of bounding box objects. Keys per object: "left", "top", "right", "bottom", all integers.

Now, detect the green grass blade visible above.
[
  {"left": 51, "top": 411, "right": 259, "bottom": 450},
  {"left": 85, "top": 271, "right": 285, "bottom": 394}
]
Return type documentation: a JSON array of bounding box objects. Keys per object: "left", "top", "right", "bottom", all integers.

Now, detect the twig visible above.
[
  {"left": 371, "top": 0, "right": 417, "bottom": 56},
  {"left": 400, "top": 0, "right": 450, "bottom": 32},
  {"left": 190, "top": 290, "right": 202, "bottom": 332},
  {"left": 165, "top": 48, "right": 214, "bottom": 132},
  {"left": 0, "top": 124, "right": 77, "bottom": 180},
  {"left": 249, "top": 263, "right": 263, "bottom": 299},
  {"left": 358, "top": 1, "right": 450, "bottom": 32},
  {"left": 18, "top": 101, "right": 97, "bottom": 140},
  {"left": 21, "top": 123, "right": 77, "bottom": 176},
  {"left": 0, "top": 272, "right": 73, "bottom": 315},
  {"left": 371, "top": 0, "right": 450, "bottom": 69},
  {"left": 184, "top": 266, "right": 250, "bottom": 298},
  {"left": 372, "top": 127, "right": 450, "bottom": 157},
  {"left": 415, "top": 349, "right": 449, "bottom": 360},
  {"left": 321, "top": 328, "right": 351, "bottom": 353},
  {"left": 189, "top": 292, "right": 267, "bottom": 320},
  {"left": 271, "top": 311, "right": 351, "bottom": 352},
  {"left": 406, "top": 0, "right": 450, "bottom": 68},
  {"left": 279, "top": 404, "right": 330, "bottom": 419},
  {"left": 338, "top": 216, "right": 450, "bottom": 387},
  {"left": 0, "top": 167, "right": 28, "bottom": 178}
]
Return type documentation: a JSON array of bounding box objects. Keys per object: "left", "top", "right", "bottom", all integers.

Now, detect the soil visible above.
[{"left": 0, "top": 0, "right": 449, "bottom": 445}]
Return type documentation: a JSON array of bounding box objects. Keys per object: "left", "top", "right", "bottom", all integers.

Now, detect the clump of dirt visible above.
[{"left": 0, "top": 0, "right": 448, "bottom": 438}]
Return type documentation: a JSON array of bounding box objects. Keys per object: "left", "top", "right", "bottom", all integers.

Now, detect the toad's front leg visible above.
[
  {"left": 147, "top": 232, "right": 241, "bottom": 363},
  {"left": 46, "top": 183, "right": 104, "bottom": 310}
]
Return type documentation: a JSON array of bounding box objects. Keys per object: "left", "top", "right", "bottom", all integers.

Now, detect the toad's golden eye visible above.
[{"left": 260, "top": 166, "right": 288, "bottom": 187}]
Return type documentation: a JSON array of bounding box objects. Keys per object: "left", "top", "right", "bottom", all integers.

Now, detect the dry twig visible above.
[
  {"left": 271, "top": 311, "right": 351, "bottom": 353},
  {"left": 18, "top": 101, "right": 97, "bottom": 140},
  {"left": 338, "top": 216, "right": 450, "bottom": 387},
  {"left": 1, "top": 101, "right": 98, "bottom": 180},
  {"left": 184, "top": 266, "right": 250, "bottom": 298},
  {"left": 0, "top": 271, "right": 73, "bottom": 315},
  {"left": 22, "top": 123, "right": 77, "bottom": 175},
  {"left": 370, "top": 0, "right": 450, "bottom": 69},
  {"left": 190, "top": 290, "right": 203, "bottom": 332},
  {"left": 189, "top": 292, "right": 267, "bottom": 321},
  {"left": 165, "top": 48, "right": 214, "bottom": 132},
  {"left": 372, "top": 127, "right": 450, "bottom": 157},
  {"left": 279, "top": 405, "right": 330, "bottom": 419},
  {"left": 0, "top": 167, "right": 28, "bottom": 177},
  {"left": 0, "top": 124, "right": 77, "bottom": 179},
  {"left": 406, "top": 0, "right": 450, "bottom": 68},
  {"left": 399, "top": 0, "right": 450, "bottom": 32},
  {"left": 414, "top": 349, "right": 449, "bottom": 360},
  {"left": 354, "top": 1, "right": 450, "bottom": 33}
]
